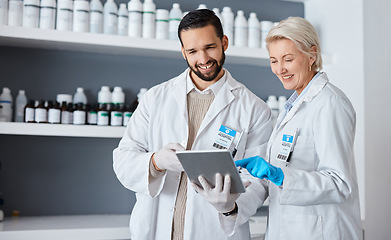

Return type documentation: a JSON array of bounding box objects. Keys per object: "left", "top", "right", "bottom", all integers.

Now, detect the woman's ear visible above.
[{"left": 309, "top": 45, "right": 317, "bottom": 65}]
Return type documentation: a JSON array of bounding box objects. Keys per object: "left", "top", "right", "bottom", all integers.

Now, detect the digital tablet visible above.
[{"left": 176, "top": 149, "right": 245, "bottom": 193}]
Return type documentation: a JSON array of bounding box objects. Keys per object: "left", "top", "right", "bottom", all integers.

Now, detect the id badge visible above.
[
  {"left": 277, "top": 129, "right": 299, "bottom": 163},
  {"left": 213, "top": 125, "right": 237, "bottom": 149}
]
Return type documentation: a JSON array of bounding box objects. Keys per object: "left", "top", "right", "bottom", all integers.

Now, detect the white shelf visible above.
[
  {"left": 0, "top": 214, "right": 131, "bottom": 240},
  {"left": 0, "top": 122, "right": 125, "bottom": 138},
  {"left": 0, "top": 25, "right": 332, "bottom": 67},
  {"left": 0, "top": 214, "right": 266, "bottom": 240}
]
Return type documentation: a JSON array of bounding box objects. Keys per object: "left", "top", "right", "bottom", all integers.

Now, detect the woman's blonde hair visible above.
[{"left": 266, "top": 17, "right": 323, "bottom": 71}]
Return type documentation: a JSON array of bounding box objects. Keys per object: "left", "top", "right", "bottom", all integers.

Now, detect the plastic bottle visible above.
[
  {"left": 24, "top": 99, "right": 35, "bottom": 123},
  {"left": 118, "top": 3, "right": 128, "bottom": 36},
  {"left": 39, "top": 0, "right": 56, "bottom": 29},
  {"left": 127, "top": 0, "right": 142, "bottom": 38},
  {"left": 0, "top": 0, "right": 8, "bottom": 25},
  {"left": 142, "top": 0, "right": 155, "bottom": 39},
  {"left": 73, "top": 87, "right": 87, "bottom": 105},
  {"left": 103, "top": 0, "right": 118, "bottom": 35},
  {"left": 86, "top": 103, "right": 97, "bottom": 125},
  {"left": 73, "top": 0, "right": 90, "bottom": 33},
  {"left": 168, "top": 3, "right": 182, "bottom": 41},
  {"left": 197, "top": 4, "right": 207, "bottom": 10},
  {"left": 97, "top": 103, "right": 109, "bottom": 126},
  {"left": 278, "top": 96, "right": 287, "bottom": 113},
  {"left": 221, "top": 7, "right": 234, "bottom": 46},
  {"left": 98, "top": 86, "right": 112, "bottom": 105},
  {"left": 90, "top": 0, "right": 103, "bottom": 33},
  {"left": 212, "top": 8, "right": 223, "bottom": 25},
  {"left": 111, "top": 86, "right": 124, "bottom": 107},
  {"left": 14, "top": 90, "right": 27, "bottom": 122},
  {"left": 56, "top": 0, "right": 73, "bottom": 31},
  {"left": 56, "top": 94, "right": 73, "bottom": 105},
  {"left": 0, "top": 88, "right": 13, "bottom": 122},
  {"left": 155, "top": 9, "right": 168, "bottom": 40},
  {"left": 48, "top": 101, "right": 61, "bottom": 124},
  {"left": 266, "top": 95, "right": 279, "bottom": 126},
  {"left": 22, "top": 0, "right": 40, "bottom": 28},
  {"left": 248, "top": 12, "right": 260, "bottom": 48},
  {"left": 260, "top": 20, "right": 273, "bottom": 49},
  {"left": 8, "top": 0, "right": 23, "bottom": 27},
  {"left": 35, "top": 100, "right": 48, "bottom": 123},
  {"left": 234, "top": 10, "right": 247, "bottom": 48},
  {"left": 73, "top": 103, "right": 86, "bottom": 125}
]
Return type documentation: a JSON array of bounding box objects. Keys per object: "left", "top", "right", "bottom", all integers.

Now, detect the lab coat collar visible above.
[
  {"left": 277, "top": 72, "right": 329, "bottom": 130},
  {"left": 172, "top": 68, "right": 240, "bottom": 144},
  {"left": 185, "top": 69, "right": 227, "bottom": 95}
]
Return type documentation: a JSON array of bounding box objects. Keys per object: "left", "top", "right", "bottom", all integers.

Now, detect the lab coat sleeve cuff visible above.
[
  {"left": 218, "top": 212, "right": 237, "bottom": 236},
  {"left": 148, "top": 156, "right": 166, "bottom": 197}
]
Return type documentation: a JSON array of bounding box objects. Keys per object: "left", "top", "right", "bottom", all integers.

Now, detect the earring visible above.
[{"left": 309, "top": 65, "right": 312, "bottom": 72}]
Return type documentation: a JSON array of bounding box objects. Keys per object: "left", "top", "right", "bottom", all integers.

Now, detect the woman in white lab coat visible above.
[{"left": 236, "top": 17, "right": 363, "bottom": 240}]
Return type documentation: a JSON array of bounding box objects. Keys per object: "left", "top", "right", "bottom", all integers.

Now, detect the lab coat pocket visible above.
[
  {"left": 289, "top": 136, "right": 315, "bottom": 171},
  {"left": 280, "top": 213, "right": 323, "bottom": 240}
]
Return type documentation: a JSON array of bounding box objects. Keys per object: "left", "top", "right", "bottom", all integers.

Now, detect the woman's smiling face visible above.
[{"left": 269, "top": 38, "right": 316, "bottom": 95}]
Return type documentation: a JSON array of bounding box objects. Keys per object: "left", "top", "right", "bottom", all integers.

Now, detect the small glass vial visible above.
[
  {"left": 35, "top": 100, "right": 48, "bottom": 123},
  {"left": 110, "top": 104, "right": 123, "bottom": 126},
  {"left": 67, "top": 103, "right": 74, "bottom": 124},
  {"left": 73, "top": 103, "right": 86, "bottom": 125},
  {"left": 24, "top": 100, "right": 36, "bottom": 123},
  {"left": 48, "top": 101, "right": 61, "bottom": 124},
  {"left": 122, "top": 103, "right": 133, "bottom": 127},
  {"left": 87, "top": 103, "right": 98, "bottom": 125},
  {"left": 97, "top": 103, "right": 109, "bottom": 126},
  {"left": 60, "top": 101, "right": 70, "bottom": 124}
]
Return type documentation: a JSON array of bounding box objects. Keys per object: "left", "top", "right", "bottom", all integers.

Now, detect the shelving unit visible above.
[
  {"left": 0, "top": 215, "right": 131, "bottom": 240},
  {"left": 0, "top": 122, "right": 125, "bottom": 138},
  {"left": 0, "top": 25, "right": 332, "bottom": 67},
  {"left": 0, "top": 8, "right": 326, "bottom": 238}
]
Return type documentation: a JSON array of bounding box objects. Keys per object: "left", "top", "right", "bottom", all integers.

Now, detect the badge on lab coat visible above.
[
  {"left": 277, "top": 128, "right": 299, "bottom": 163},
  {"left": 213, "top": 125, "right": 237, "bottom": 149}
]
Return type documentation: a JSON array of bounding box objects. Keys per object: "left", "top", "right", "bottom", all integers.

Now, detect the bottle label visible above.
[
  {"left": 61, "top": 111, "right": 70, "bottom": 124},
  {"left": 35, "top": 108, "right": 47, "bottom": 123},
  {"left": 123, "top": 111, "right": 132, "bottom": 126},
  {"left": 25, "top": 107, "right": 35, "bottom": 122},
  {"left": 110, "top": 111, "right": 123, "bottom": 126},
  {"left": 88, "top": 112, "right": 97, "bottom": 125},
  {"left": 97, "top": 111, "right": 109, "bottom": 125},
  {"left": 48, "top": 109, "right": 61, "bottom": 123},
  {"left": 73, "top": 110, "right": 86, "bottom": 125}
]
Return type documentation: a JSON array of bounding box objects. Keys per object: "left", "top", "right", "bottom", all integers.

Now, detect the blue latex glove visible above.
[{"left": 235, "top": 156, "right": 284, "bottom": 186}]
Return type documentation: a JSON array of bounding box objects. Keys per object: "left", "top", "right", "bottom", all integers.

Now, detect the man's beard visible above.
[{"left": 186, "top": 50, "right": 226, "bottom": 82}]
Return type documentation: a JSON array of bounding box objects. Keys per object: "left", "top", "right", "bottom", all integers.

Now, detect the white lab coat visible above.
[
  {"left": 113, "top": 69, "right": 273, "bottom": 240},
  {"left": 263, "top": 72, "right": 363, "bottom": 240}
]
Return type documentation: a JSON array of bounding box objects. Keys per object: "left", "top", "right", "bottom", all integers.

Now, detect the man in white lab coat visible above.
[{"left": 113, "top": 9, "right": 272, "bottom": 240}]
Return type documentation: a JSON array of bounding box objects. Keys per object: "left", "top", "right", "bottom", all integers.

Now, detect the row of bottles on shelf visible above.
[
  {"left": 0, "top": 0, "right": 278, "bottom": 48},
  {"left": 0, "top": 86, "right": 148, "bottom": 126}
]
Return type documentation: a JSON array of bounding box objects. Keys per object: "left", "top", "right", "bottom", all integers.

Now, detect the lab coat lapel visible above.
[
  {"left": 172, "top": 70, "right": 189, "bottom": 124},
  {"left": 276, "top": 73, "right": 329, "bottom": 131},
  {"left": 197, "top": 74, "right": 237, "bottom": 136}
]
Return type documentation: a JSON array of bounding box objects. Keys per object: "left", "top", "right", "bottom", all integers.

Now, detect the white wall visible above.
[
  {"left": 362, "top": 1, "right": 391, "bottom": 239},
  {"left": 304, "top": 0, "right": 365, "bottom": 218},
  {"left": 305, "top": 0, "right": 391, "bottom": 239}
]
